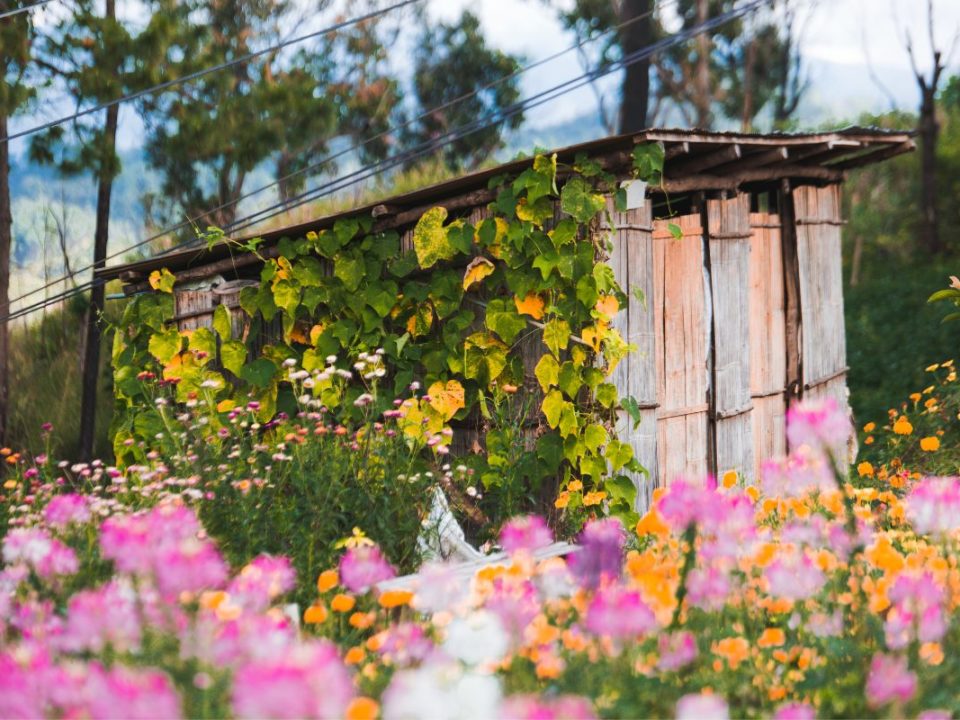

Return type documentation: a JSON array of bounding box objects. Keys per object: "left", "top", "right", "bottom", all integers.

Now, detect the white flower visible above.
[
  {"left": 282, "top": 358, "right": 297, "bottom": 368},
  {"left": 325, "top": 355, "right": 337, "bottom": 365},
  {"left": 383, "top": 662, "right": 502, "bottom": 720},
  {"left": 354, "top": 393, "right": 374, "bottom": 407},
  {"left": 442, "top": 611, "right": 508, "bottom": 666}
]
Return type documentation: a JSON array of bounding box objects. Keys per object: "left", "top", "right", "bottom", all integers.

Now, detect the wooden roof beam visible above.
[
  {"left": 667, "top": 143, "right": 742, "bottom": 176},
  {"left": 664, "top": 141, "right": 691, "bottom": 160},
  {"left": 659, "top": 164, "right": 843, "bottom": 193},
  {"left": 789, "top": 139, "right": 861, "bottom": 164},
  {"left": 710, "top": 146, "right": 788, "bottom": 174},
  {"left": 828, "top": 140, "right": 916, "bottom": 170}
]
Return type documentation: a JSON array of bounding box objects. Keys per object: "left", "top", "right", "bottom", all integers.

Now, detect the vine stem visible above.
[{"left": 669, "top": 523, "right": 698, "bottom": 629}]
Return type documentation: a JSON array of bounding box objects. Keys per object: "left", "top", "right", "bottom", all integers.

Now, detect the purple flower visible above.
[
  {"left": 865, "top": 653, "right": 917, "bottom": 708},
  {"left": 657, "top": 631, "right": 698, "bottom": 671},
  {"left": 339, "top": 544, "right": 396, "bottom": 593},
  {"left": 568, "top": 518, "right": 625, "bottom": 589},
  {"left": 43, "top": 494, "right": 91, "bottom": 529},
  {"left": 499, "top": 515, "right": 553, "bottom": 554}
]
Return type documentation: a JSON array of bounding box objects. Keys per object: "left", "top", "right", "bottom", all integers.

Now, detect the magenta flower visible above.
[
  {"left": 501, "top": 694, "right": 597, "bottom": 719},
  {"left": 584, "top": 584, "right": 657, "bottom": 639},
  {"left": 761, "top": 449, "right": 834, "bottom": 499},
  {"left": 906, "top": 477, "right": 960, "bottom": 536},
  {"left": 2, "top": 527, "right": 78, "bottom": 579},
  {"left": 43, "top": 494, "right": 91, "bottom": 529},
  {"left": 339, "top": 544, "right": 396, "bottom": 593},
  {"left": 773, "top": 702, "right": 816, "bottom": 720},
  {"left": 786, "top": 396, "right": 850, "bottom": 460},
  {"left": 676, "top": 693, "right": 729, "bottom": 720},
  {"left": 865, "top": 653, "right": 917, "bottom": 708},
  {"left": 686, "top": 566, "right": 732, "bottom": 611},
  {"left": 227, "top": 555, "right": 296, "bottom": 612},
  {"left": 885, "top": 572, "right": 946, "bottom": 649},
  {"left": 231, "top": 640, "right": 354, "bottom": 719},
  {"left": 765, "top": 551, "right": 825, "bottom": 601},
  {"left": 568, "top": 518, "right": 625, "bottom": 589},
  {"left": 59, "top": 580, "right": 141, "bottom": 654},
  {"left": 86, "top": 664, "right": 183, "bottom": 720},
  {"left": 499, "top": 515, "right": 553, "bottom": 554},
  {"left": 376, "top": 622, "right": 434, "bottom": 666},
  {"left": 657, "top": 631, "right": 698, "bottom": 672}
]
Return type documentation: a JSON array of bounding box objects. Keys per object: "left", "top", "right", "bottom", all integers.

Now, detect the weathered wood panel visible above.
[
  {"left": 793, "top": 184, "right": 848, "bottom": 423},
  {"left": 607, "top": 201, "right": 657, "bottom": 508},
  {"left": 706, "top": 194, "right": 753, "bottom": 481},
  {"left": 748, "top": 212, "right": 787, "bottom": 479},
  {"left": 653, "top": 214, "right": 710, "bottom": 484}
]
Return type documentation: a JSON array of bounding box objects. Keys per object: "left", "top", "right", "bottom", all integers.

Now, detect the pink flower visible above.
[
  {"left": 657, "top": 631, "right": 698, "bottom": 671},
  {"left": 43, "top": 494, "right": 92, "bottom": 528},
  {"left": 676, "top": 693, "right": 729, "bottom": 720},
  {"left": 59, "top": 580, "right": 141, "bottom": 654},
  {"left": 786, "top": 396, "right": 850, "bottom": 460},
  {"left": 231, "top": 640, "right": 354, "bottom": 719},
  {"left": 86, "top": 664, "right": 182, "bottom": 720},
  {"left": 906, "top": 477, "right": 960, "bottom": 536},
  {"left": 227, "top": 555, "right": 296, "bottom": 612},
  {"left": 584, "top": 585, "right": 657, "bottom": 639},
  {"left": 568, "top": 518, "right": 625, "bottom": 589},
  {"left": 686, "top": 566, "right": 731, "bottom": 611},
  {"left": 765, "top": 551, "right": 825, "bottom": 601},
  {"left": 773, "top": 702, "right": 816, "bottom": 720},
  {"left": 2, "top": 528, "right": 78, "bottom": 579},
  {"left": 885, "top": 573, "right": 946, "bottom": 649},
  {"left": 499, "top": 515, "right": 553, "bottom": 554},
  {"left": 501, "top": 694, "right": 597, "bottom": 719},
  {"left": 377, "top": 622, "right": 434, "bottom": 666},
  {"left": 865, "top": 653, "right": 917, "bottom": 708},
  {"left": 761, "top": 449, "right": 834, "bottom": 499},
  {"left": 339, "top": 544, "right": 396, "bottom": 593}
]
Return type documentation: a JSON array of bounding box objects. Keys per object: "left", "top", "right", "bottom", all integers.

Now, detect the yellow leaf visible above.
[
  {"left": 216, "top": 399, "right": 236, "bottom": 412},
  {"left": 595, "top": 295, "right": 619, "bottom": 320},
  {"left": 515, "top": 292, "right": 545, "bottom": 320},
  {"left": 309, "top": 324, "right": 325, "bottom": 346},
  {"left": 275, "top": 256, "right": 293, "bottom": 281},
  {"left": 462, "top": 257, "right": 495, "bottom": 291},
  {"left": 581, "top": 322, "right": 608, "bottom": 352},
  {"left": 148, "top": 268, "right": 176, "bottom": 293},
  {"left": 428, "top": 380, "right": 465, "bottom": 421},
  {"left": 289, "top": 325, "right": 309, "bottom": 345}
]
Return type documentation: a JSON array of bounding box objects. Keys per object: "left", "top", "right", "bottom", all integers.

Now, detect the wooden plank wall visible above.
[
  {"left": 706, "top": 194, "right": 754, "bottom": 480},
  {"left": 793, "top": 184, "right": 849, "bottom": 418},
  {"left": 653, "top": 213, "right": 710, "bottom": 484},
  {"left": 607, "top": 202, "right": 658, "bottom": 508},
  {"left": 748, "top": 211, "right": 787, "bottom": 479}
]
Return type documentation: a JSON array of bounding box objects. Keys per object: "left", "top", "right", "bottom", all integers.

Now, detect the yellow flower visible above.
[
  {"left": 857, "top": 461, "right": 874, "bottom": 478},
  {"left": 331, "top": 594, "right": 356, "bottom": 612},
  {"left": 757, "top": 628, "right": 786, "bottom": 648},
  {"left": 567, "top": 479, "right": 583, "bottom": 492},
  {"left": 583, "top": 490, "right": 607, "bottom": 506},
  {"left": 926, "top": 363, "right": 941, "bottom": 372},
  {"left": 893, "top": 416, "right": 913, "bottom": 435},
  {"left": 304, "top": 604, "right": 328, "bottom": 624},
  {"left": 345, "top": 698, "right": 380, "bottom": 720},
  {"left": 317, "top": 569, "right": 339, "bottom": 593},
  {"left": 920, "top": 436, "right": 940, "bottom": 452}
]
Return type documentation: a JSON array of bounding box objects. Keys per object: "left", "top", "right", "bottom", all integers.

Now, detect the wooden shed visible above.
[{"left": 101, "top": 128, "right": 913, "bottom": 508}]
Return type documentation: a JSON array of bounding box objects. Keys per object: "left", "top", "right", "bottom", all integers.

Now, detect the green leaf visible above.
[
  {"left": 592, "top": 263, "right": 617, "bottom": 293},
  {"left": 536, "top": 433, "right": 564, "bottom": 474},
  {"left": 515, "top": 196, "right": 555, "bottom": 227},
  {"left": 605, "top": 474, "right": 638, "bottom": 508},
  {"left": 541, "top": 389, "right": 566, "bottom": 429},
  {"left": 558, "top": 361, "right": 583, "bottom": 399},
  {"left": 291, "top": 256, "right": 326, "bottom": 287},
  {"left": 512, "top": 153, "right": 557, "bottom": 204},
  {"left": 534, "top": 354, "right": 560, "bottom": 392},
  {"left": 365, "top": 285, "right": 398, "bottom": 317},
  {"left": 668, "top": 222, "right": 683, "bottom": 240},
  {"left": 543, "top": 319, "right": 571, "bottom": 358},
  {"left": 213, "top": 304, "right": 232, "bottom": 340},
  {"left": 620, "top": 396, "right": 642, "bottom": 429},
  {"left": 148, "top": 326, "right": 182, "bottom": 363},
  {"left": 485, "top": 298, "right": 527, "bottom": 344},
  {"left": 272, "top": 279, "right": 301, "bottom": 316},
  {"left": 606, "top": 439, "right": 633, "bottom": 471},
  {"left": 532, "top": 246, "right": 575, "bottom": 281},
  {"left": 413, "top": 207, "right": 456, "bottom": 269},
  {"left": 333, "top": 217, "right": 360, "bottom": 246},
  {"left": 334, "top": 253, "right": 365, "bottom": 292},
  {"left": 148, "top": 268, "right": 176, "bottom": 293},
  {"left": 548, "top": 219, "right": 578, "bottom": 249},
  {"left": 580, "top": 454, "right": 607, "bottom": 479},
  {"left": 595, "top": 382, "right": 618, "bottom": 408},
  {"left": 221, "top": 340, "right": 248, "bottom": 376},
  {"left": 584, "top": 423, "right": 609, "bottom": 453},
  {"left": 558, "top": 404, "right": 578, "bottom": 437},
  {"left": 632, "top": 142, "right": 665, "bottom": 182},
  {"left": 240, "top": 358, "right": 278, "bottom": 387},
  {"left": 463, "top": 332, "right": 509, "bottom": 385},
  {"left": 189, "top": 327, "right": 217, "bottom": 364},
  {"left": 560, "top": 176, "right": 606, "bottom": 223},
  {"left": 928, "top": 288, "right": 960, "bottom": 303}
]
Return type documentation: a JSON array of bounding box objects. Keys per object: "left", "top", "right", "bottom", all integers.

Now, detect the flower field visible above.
[{"left": 2, "top": 375, "right": 960, "bottom": 719}]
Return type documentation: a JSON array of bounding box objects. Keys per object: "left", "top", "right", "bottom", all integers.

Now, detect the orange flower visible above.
[
  {"left": 721, "top": 470, "right": 738, "bottom": 488},
  {"left": 920, "top": 436, "right": 941, "bottom": 451},
  {"left": 554, "top": 491, "right": 570, "bottom": 509},
  {"left": 331, "top": 594, "right": 356, "bottom": 613},
  {"left": 345, "top": 697, "right": 380, "bottom": 720},
  {"left": 583, "top": 490, "right": 607, "bottom": 507},
  {"left": 920, "top": 642, "right": 944, "bottom": 666},
  {"left": 378, "top": 590, "right": 413, "bottom": 609},
  {"left": 757, "top": 628, "right": 786, "bottom": 648},
  {"left": 344, "top": 646, "right": 365, "bottom": 665},
  {"left": 317, "top": 569, "right": 339, "bottom": 593},
  {"left": 863, "top": 421, "right": 876, "bottom": 432},
  {"left": 866, "top": 536, "right": 904, "bottom": 574},
  {"left": 636, "top": 508, "right": 669, "bottom": 537},
  {"left": 567, "top": 480, "right": 583, "bottom": 492},
  {"left": 304, "top": 604, "right": 328, "bottom": 624},
  {"left": 857, "top": 461, "right": 874, "bottom": 478},
  {"left": 713, "top": 637, "right": 750, "bottom": 669},
  {"left": 893, "top": 416, "right": 913, "bottom": 435}
]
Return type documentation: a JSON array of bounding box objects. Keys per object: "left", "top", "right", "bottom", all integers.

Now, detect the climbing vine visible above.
[{"left": 110, "top": 146, "right": 665, "bottom": 530}]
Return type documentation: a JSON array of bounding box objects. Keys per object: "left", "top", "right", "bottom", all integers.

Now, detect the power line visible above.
[
  {"left": 0, "top": 0, "right": 56, "bottom": 20},
  {"left": 3, "top": 0, "right": 674, "bottom": 311},
  {"left": 0, "top": 0, "right": 423, "bottom": 145},
  {"left": 3, "top": 0, "right": 769, "bottom": 323}
]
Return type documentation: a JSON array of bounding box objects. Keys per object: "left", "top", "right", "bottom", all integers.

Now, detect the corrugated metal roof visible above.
[{"left": 99, "top": 126, "right": 914, "bottom": 283}]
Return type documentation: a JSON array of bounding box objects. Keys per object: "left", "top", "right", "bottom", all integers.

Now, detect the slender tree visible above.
[{"left": 0, "top": 1, "right": 40, "bottom": 445}]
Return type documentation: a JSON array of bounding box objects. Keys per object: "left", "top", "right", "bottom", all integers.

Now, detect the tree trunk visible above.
[
  {"left": 918, "top": 88, "right": 941, "bottom": 255},
  {"left": 618, "top": 0, "right": 652, "bottom": 133},
  {"left": 79, "top": 0, "right": 119, "bottom": 460},
  {"left": 0, "top": 114, "right": 11, "bottom": 446},
  {"left": 693, "top": 0, "right": 712, "bottom": 128},
  {"left": 741, "top": 39, "right": 757, "bottom": 131}
]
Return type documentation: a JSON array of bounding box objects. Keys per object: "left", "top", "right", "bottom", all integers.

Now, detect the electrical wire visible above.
[
  {"left": 0, "top": 0, "right": 424, "bottom": 145},
  {"left": 3, "top": 0, "right": 769, "bottom": 323},
  {"left": 0, "top": 0, "right": 56, "bottom": 20},
  {"left": 3, "top": 0, "right": 675, "bottom": 310}
]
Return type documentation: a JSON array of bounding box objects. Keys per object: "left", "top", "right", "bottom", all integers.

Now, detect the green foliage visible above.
[{"left": 113, "top": 152, "right": 650, "bottom": 532}]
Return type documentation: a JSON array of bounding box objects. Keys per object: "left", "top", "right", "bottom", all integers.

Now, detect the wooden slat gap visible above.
[
  {"left": 656, "top": 403, "right": 709, "bottom": 420},
  {"left": 712, "top": 402, "right": 753, "bottom": 420},
  {"left": 803, "top": 366, "right": 849, "bottom": 390}
]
